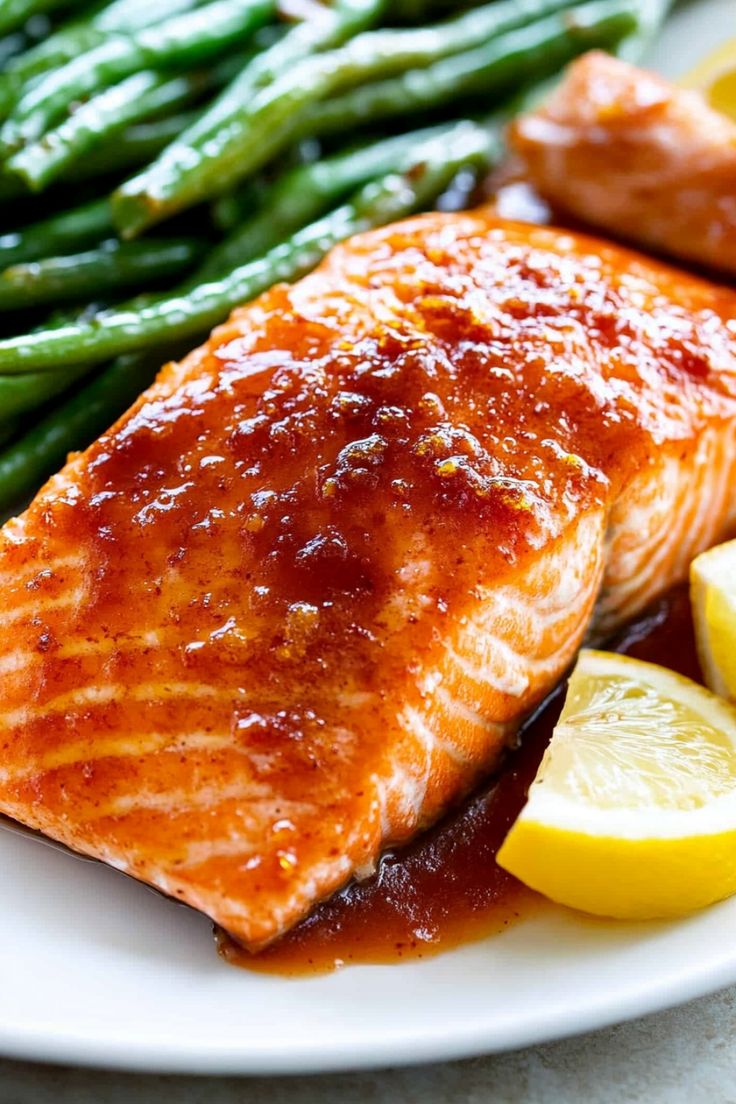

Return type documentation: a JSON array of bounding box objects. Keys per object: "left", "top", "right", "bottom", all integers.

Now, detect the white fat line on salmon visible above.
[
  {"left": 93, "top": 779, "right": 277, "bottom": 819},
  {"left": 0, "top": 680, "right": 245, "bottom": 730},
  {"left": 601, "top": 451, "right": 718, "bottom": 628},
  {"left": 0, "top": 729, "right": 249, "bottom": 786},
  {"left": 0, "top": 629, "right": 169, "bottom": 676},
  {"left": 373, "top": 765, "right": 428, "bottom": 842},
  {"left": 602, "top": 458, "right": 682, "bottom": 590},
  {"left": 0, "top": 651, "right": 33, "bottom": 676},
  {"left": 431, "top": 683, "right": 502, "bottom": 734},
  {"left": 443, "top": 639, "right": 532, "bottom": 698},
  {"left": 400, "top": 703, "right": 472, "bottom": 768},
  {"left": 0, "top": 550, "right": 80, "bottom": 585},
  {"left": 472, "top": 577, "right": 586, "bottom": 628},
  {"left": 673, "top": 430, "right": 736, "bottom": 579},
  {"left": 669, "top": 440, "right": 720, "bottom": 581},
  {"left": 2, "top": 586, "right": 86, "bottom": 626},
  {"left": 372, "top": 702, "right": 453, "bottom": 839}
]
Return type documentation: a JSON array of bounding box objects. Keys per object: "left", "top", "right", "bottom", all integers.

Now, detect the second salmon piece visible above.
[{"left": 0, "top": 214, "right": 735, "bottom": 949}]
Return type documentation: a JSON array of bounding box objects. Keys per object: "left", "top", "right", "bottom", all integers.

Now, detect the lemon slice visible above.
[
  {"left": 680, "top": 38, "right": 736, "bottom": 120},
  {"left": 497, "top": 650, "right": 736, "bottom": 919},
  {"left": 691, "top": 540, "right": 736, "bottom": 702}
]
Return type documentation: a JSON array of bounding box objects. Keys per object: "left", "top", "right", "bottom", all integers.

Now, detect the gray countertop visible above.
[{"left": 1, "top": 985, "right": 734, "bottom": 1103}]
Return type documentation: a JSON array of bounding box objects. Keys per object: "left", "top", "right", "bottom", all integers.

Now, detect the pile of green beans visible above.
[{"left": 0, "top": 0, "right": 662, "bottom": 515}]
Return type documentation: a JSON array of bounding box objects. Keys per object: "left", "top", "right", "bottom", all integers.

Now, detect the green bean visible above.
[
  {"left": 110, "top": 0, "right": 385, "bottom": 237},
  {"left": 175, "top": 0, "right": 386, "bottom": 149},
  {"left": 0, "top": 121, "right": 498, "bottom": 374},
  {"left": 0, "top": 0, "right": 204, "bottom": 119},
  {"left": 0, "top": 112, "right": 201, "bottom": 212},
  {"left": 0, "top": 29, "right": 27, "bottom": 66},
  {"left": 9, "top": 67, "right": 218, "bottom": 190},
  {"left": 0, "top": 0, "right": 69, "bottom": 37},
  {"left": 301, "top": 0, "right": 636, "bottom": 137},
  {"left": 96, "top": 0, "right": 207, "bottom": 33},
  {"left": 0, "top": 353, "right": 161, "bottom": 515},
  {"left": 1, "top": 0, "right": 274, "bottom": 151},
  {"left": 113, "top": 0, "right": 588, "bottom": 236},
  {"left": 0, "top": 237, "right": 207, "bottom": 310},
  {"left": 196, "top": 120, "right": 489, "bottom": 281},
  {"left": 0, "top": 421, "right": 17, "bottom": 450},
  {"left": 0, "top": 25, "right": 105, "bottom": 120},
  {"left": 0, "top": 173, "right": 24, "bottom": 204},
  {"left": 392, "top": 0, "right": 459, "bottom": 18},
  {"left": 65, "top": 112, "right": 199, "bottom": 181},
  {"left": 5, "top": 46, "right": 249, "bottom": 188},
  {"left": 0, "top": 124, "right": 499, "bottom": 507},
  {"left": 210, "top": 177, "right": 271, "bottom": 233},
  {"left": 0, "top": 363, "right": 91, "bottom": 422},
  {"left": 0, "top": 197, "right": 112, "bottom": 268}
]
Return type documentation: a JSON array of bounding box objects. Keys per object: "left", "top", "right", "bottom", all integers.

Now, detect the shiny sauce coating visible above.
[
  {"left": 220, "top": 585, "right": 699, "bottom": 974},
  {"left": 1, "top": 213, "right": 733, "bottom": 951}
]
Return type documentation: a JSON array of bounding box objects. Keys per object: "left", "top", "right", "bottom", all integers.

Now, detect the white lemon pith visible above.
[
  {"left": 496, "top": 650, "right": 736, "bottom": 920},
  {"left": 680, "top": 37, "right": 736, "bottom": 119},
  {"left": 691, "top": 539, "right": 736, "bottom": 701}
]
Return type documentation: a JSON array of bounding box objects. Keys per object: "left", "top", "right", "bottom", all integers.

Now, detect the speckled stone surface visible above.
[{"left": 1, "top": 986, "right": 734, "bottom": 1103}]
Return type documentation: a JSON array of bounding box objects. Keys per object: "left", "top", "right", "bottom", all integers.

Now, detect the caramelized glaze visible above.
[
  {"left": 511, "top": 51, "right": 736, "bottom": 275},
  {"left": 0, "top": 215, "right": 734, "bottom": 950},
  {"left": 222, "top": 586, "right": 699, "bottom": 974}
]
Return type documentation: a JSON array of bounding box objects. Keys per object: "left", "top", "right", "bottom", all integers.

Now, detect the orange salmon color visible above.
[{"left": 0, "top": 213, "right": 735, "bottom": 949}]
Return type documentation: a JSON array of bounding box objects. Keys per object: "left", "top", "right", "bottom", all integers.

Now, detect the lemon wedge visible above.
[
  {"left": 691, "top": 540, "right": 736, "bottom": 702},
  {"left": 680, "top": 38, "right": 736, "bottom": 120},
  {"left": 497, "top": 650, "right": 736, "bottom": 920}
]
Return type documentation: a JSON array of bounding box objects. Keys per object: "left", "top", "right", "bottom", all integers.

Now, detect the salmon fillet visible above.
[
  {"left": 509, "top": 51, "right": 736, "bottom": 275},
  {"left": 1, "top": 214, "right": 736, "bottom": 949}
]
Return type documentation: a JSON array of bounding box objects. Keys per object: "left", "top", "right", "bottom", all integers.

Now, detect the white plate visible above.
[
  {"left": 1, "top": 0, "right": 735, "bottom": 1075},
  {"left": 2, "top": 821, "right": 736, "bottom": 1075}
]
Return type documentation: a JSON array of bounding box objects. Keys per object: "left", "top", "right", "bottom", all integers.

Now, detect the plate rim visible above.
[{"left": 1, "top": 927, "right": 735, "bottom": 1075}]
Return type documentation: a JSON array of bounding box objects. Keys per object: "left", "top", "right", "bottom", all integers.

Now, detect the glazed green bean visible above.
[
  {"left": 1, "top": 0, "right": 274, "bottom": 151},
  {"left": 110, "top": 0, "right": 386, "bottom": 236},
  {"left": 0, "top": 197, "right": 112, "bottom": 267},
  {"left": 0, "top": 0, "right": 204, "bottom": 118},
  {"left": 0, "top": 0, "right": 70, "bottom": 37},
  {"left": 4, "top": 44, "right": 249, "bottom": 187},
  {"left": 0, "top": 237, "right": 206, "bottom": 310},
  {"left": 0, "top": 112, "right": 202, "bottom": 210},
  {"left": 174, "top": 0, "right": 386, "bottom": 148},
  {"left": 0, "top": 29, "right": 27, "bottom": 67},
  {"left": 0, "top": 24, "right": 103, "bottom": 119},
  {"left": 302, "top": 0, "right": 636, "bottom": 136},
  {"left": 66, "top": 111, "right": 199, "bottom": 181},
  {"left": 113, "top": 0, "right": 588, "bottom": 235},
  {"left": 196, "top": 120, "right": 489, "bottom": 281},
  {"left": 0, "top": 122, "right": 498, "bottom": 373},
  {"left": 0, "top": 363, "right": 91, "bottom": 422},
  {"left": 96, "top": 0, "right": 207, "bottom": 33},
  {"left": 9, "top": 67, "right": 218, "bottom": 189}
]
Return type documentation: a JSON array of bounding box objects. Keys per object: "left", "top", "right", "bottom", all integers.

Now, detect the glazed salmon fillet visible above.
[
  {"left": 510, "top": 51, "right": 736, "bottom": 275},
  {"left": 1, "top": 214, "right": 736, "bottom": 950}
]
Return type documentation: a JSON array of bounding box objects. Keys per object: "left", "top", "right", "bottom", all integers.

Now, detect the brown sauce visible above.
[{"left": 218, "top": 585, "right": 700, "bottom": 975}]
